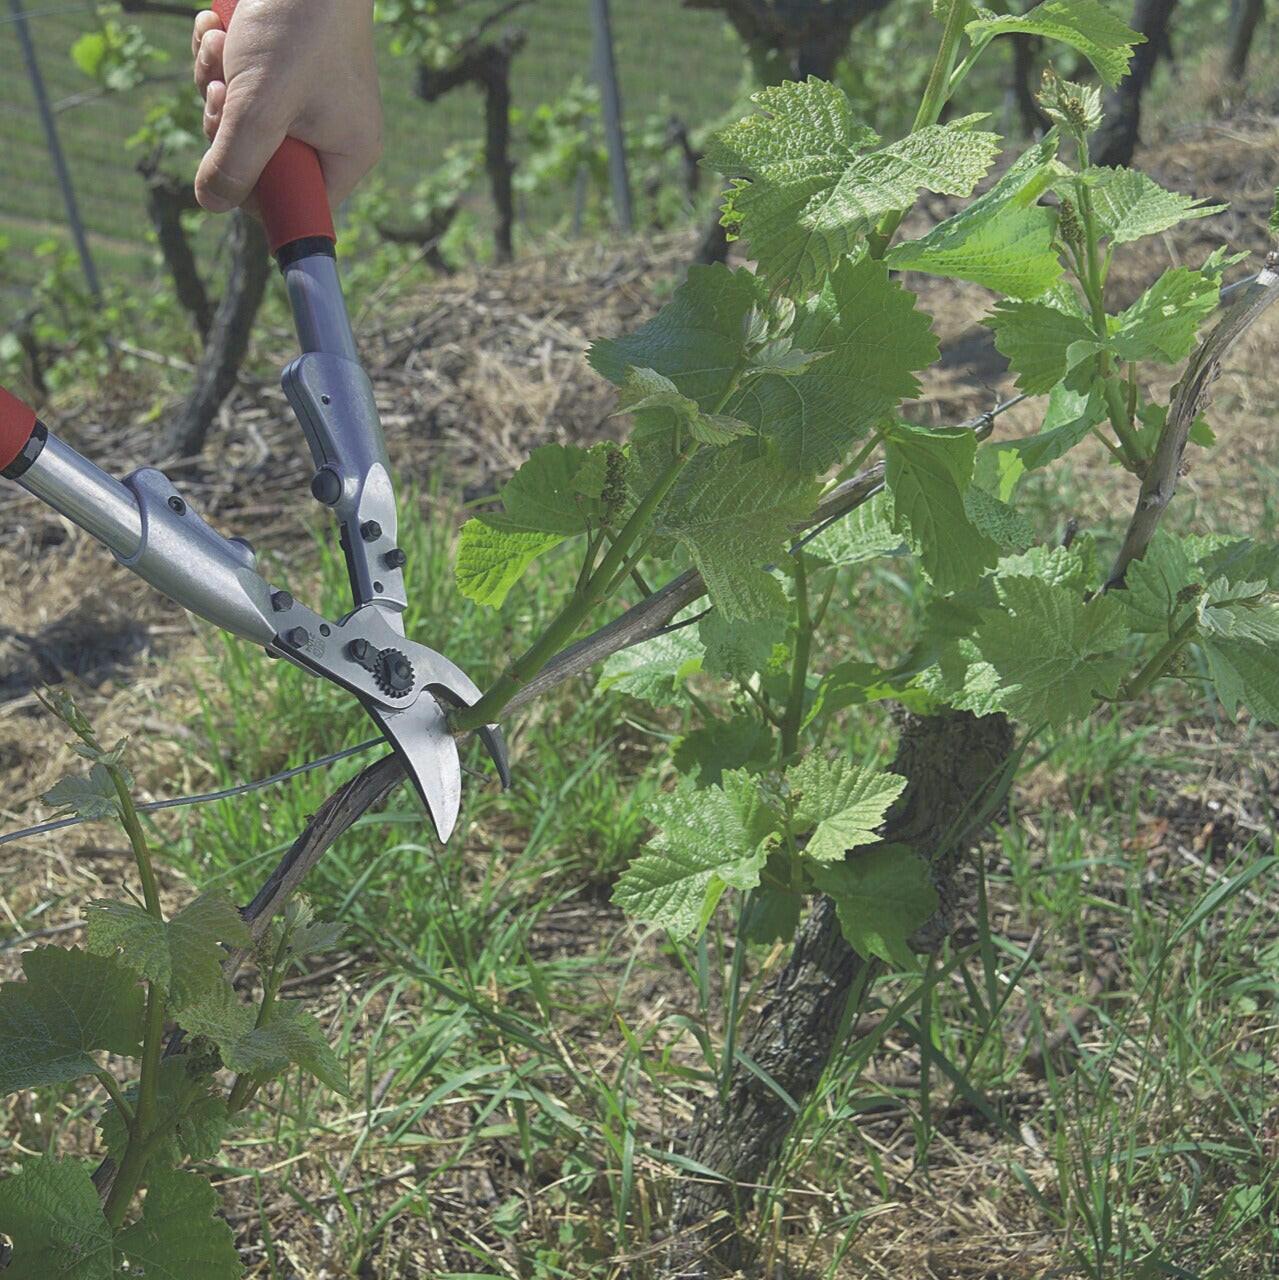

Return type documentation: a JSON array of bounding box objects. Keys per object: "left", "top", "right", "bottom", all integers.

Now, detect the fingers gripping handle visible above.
[{"left": 209, "top": 0, "right": 336, "bottom": 255}]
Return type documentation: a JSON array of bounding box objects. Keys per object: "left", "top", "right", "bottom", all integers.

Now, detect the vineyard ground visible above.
[{"left": 2, "top": 113, "right": 1279, "bottom": 1276}]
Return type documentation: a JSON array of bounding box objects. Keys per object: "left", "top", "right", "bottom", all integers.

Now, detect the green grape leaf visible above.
[
  {"left": 115, "top": 1170, "right": 243, "bottom": 1280},
  {"left": 589, "top": 264, "right": 763, "bottom": 410},
  {"left": 42, "top": 764, "right": 118, "bottom": 821},
  {"left": 1196, "top": 580, "right": 1279, "bottom": 644},
  {"left": 886, "top": 133, "right": 1063, "bottom": 298},
  {"left": 454, "top": 521, "right": 563, "bottom": 608},
  {"left": 1203, "top": 635, "right": 1279, "bottom": 724},
  {"left": 993, "top": 381, "right": 1106, "bottom": 495},
  {"left": 802, "top": 660, "right": 923, "bottom": 727},
  {"left": 997, "top": 540, "right": 1099, "bottom": 593},
  {"left": 746, "top": 338, "right": 829, "bottom": 377},
  {"left": 965, "top": 0, "right": 1144, "bottom": 88},
  {"left": 1083, "top": 166, "right": 1226, "bottom": 245},
  {"left": 617, "top": 367, "right": 751, "bottom": 447},
  {"left": 175, "top": 984, "right": 348, "bottom": 1095},
  {"left": 86, "top": 891, "right": 249, "bottom": 1013},
  {"left": 787, "top": 756, "right": 907, "bottom": 862},
  {"left": 487, "top": 443, "right": 601, "bottom": 536},
  {"left": 616, "top": 365, "right": 701, "bottom": 420},
  {"left": 1121, "top": 533, "right": 1198, "bottom": 634},
  {"left": 0, "top": 947, "right": 145, "bottom": 1096},
  {"left": 805, "top": 492, "right": 905, "bottom": 566},
  {"left": 572, "top": 442, "right": 623, "bottom": 500},
  {"left": 699, "top": 613, "right": 786, "bottom": 680},
  {"left": 592, "top": 259, "right": 936, "bottom": 475},
  {"left": 734, "top": 254, "right": 940, "bottom": 472},
  {"left": 884, "top": 421, "right": 1001, "bottom": 593},
  {"left": 0, "top": 1157, "right": 112, "bottom": 1280},
  {"left": 99, "top": 1057, "right": 230, "bottom": 1170},
  {"left": 704, "top": 76, "right": 999, "bottom": 295},
  {"left": 984, "top": 299, "right": 1101, "bottom": 394},
  {"left": 1109, "top": 264, "right": 1223, "bottom": 364},
  {"left": 282, "top": 898, "right": 346, "bottom": 961},
  {"left": 693, "top": 414, "right": 755, "bottom": 446},
  {"left": 963, "top": 485, "right": 1035, "bottom": 552},
  {"left": 740, "top": 887, "right": 803, "bottom": 945},
  {"left": 811, "top": 845, "right": 938, "bottom": 968},
  {"left": 975, "top": 575, "right": 1131, "bottom": 724},
  {"left": 673, "top": 714, "right": 774, "bottom": 787},
  {"left": 919, "top": 638, "right": 1011, "bottom": 717},
  {"left": 598, "top": 626, "right": 704, "bottom": 704},
  {"left": 613, "top": 770, "right": 780, "bottom": 936},
  {"left": 1196, "top": 538, "right": 1279, "bottom": 592},
  {"left": 657, "top": 452, "right": 820, "bottom": 620}
]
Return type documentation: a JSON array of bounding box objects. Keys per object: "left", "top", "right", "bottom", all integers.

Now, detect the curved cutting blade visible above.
[
  {"left": 360, "top": 695, "right": 462, "bottom": 843},
  {"left": 410, "top": 649, "right": 511, "bottom": 791}
]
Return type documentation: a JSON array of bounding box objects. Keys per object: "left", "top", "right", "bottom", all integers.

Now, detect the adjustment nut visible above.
[
  {"left": 347, "top": 638, "right": 372, "bottom": 663},
  {"left": 360, "top": 520, "right": 383, "bottom": 542},
  {"left": 286, "top": 627, "right": 310, "bottom": 648},
  {"left": 271, "top": 590, "right": 294, "bottom": 613},
  {"left": 383, "top": 548, "right": 407, "bottom": 570}
]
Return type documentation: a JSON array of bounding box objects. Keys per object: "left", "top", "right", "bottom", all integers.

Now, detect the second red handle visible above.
[{"left": 209, "top": 0, "right": 336, "bottom": 255}]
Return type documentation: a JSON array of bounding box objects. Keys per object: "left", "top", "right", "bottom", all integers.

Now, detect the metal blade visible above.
[{"left": 360, "top": 695, "right": 462, "bottom": 843}]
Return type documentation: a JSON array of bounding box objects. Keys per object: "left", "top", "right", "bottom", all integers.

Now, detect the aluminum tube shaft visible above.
[
  {"left": 17, "top": 432, "right": 143, "bottom": 559},
  {"left": 283, "top": 254, "right": 359, "bottom": 360}
]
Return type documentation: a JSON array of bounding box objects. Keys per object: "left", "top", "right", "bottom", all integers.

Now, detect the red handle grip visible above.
[
  {"left": 0, "top": 387, "right": 37, "bottom": 474},
  {"left": 210, "top": 0, "right": 336, "bottom": 255}
]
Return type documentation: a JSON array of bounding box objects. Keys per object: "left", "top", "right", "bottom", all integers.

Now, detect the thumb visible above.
[{"left": 195, "top": 73, "right": 287, "bottom": 213}]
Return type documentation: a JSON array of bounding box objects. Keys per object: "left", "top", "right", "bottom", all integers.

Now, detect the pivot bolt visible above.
[
  {"left": 360, "top": 520, "right": 383, "bottom": 542},
  {"left": 167, "top": 496, "right": 187, "bottom": 516},
  {"left": 286, "top": 627, "right": 310, "bottom": 648},
  {"left": 383, "top": 548, "right": 407, "bottom": 570},
  {"left": 347, "top": 638, "right": 372, "bottom": 663},
  {"left": 310, "top": 468, "right": 342, "bottom": 506},
  {"left": 271, "top": 590, "right": 294, "bottom": 613}
]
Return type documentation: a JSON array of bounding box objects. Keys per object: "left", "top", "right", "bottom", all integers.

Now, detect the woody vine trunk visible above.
[{"left": 666, "top": 709, "right": 1016, "bottom": 1276}]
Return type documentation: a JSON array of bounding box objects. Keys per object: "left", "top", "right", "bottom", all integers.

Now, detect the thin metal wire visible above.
[
  {"left": 0, "top": 3, "right": 96, "bottom": 23},
  {"left": 0, "top": 737, "right": 386, "bottom": 848}
]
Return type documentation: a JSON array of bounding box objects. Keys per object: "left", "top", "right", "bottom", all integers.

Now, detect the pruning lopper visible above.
[{"left": 0, "top": 0, "right": 508, "bottom": 841}]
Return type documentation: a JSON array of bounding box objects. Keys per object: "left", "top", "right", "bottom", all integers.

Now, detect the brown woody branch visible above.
[{"left": 1104, "top": 257, "right": 1279, "bottom": 591}]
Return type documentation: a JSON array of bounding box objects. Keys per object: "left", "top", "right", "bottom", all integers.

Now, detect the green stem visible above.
[
  {"left": 109, "top": 766, "right": 161, "bottom": 919},
  {"left": 94, "top": 1070, "right": 134, "bottom": 1132},
  {"left": 1071, "top": 160, "right": 1144, "bottom": 470},
  {"left": 946, "top": 35, "right": 988, "bottom": 100},
  {"left": 102, "top": 766, "right": 167, "bottom": 1230},
  {"left": 1089, "top": 424, "right": 1131, "bottom": 466},
  {"left": 1120, "top": 614, "right": 1198, "bottom": 701},
  {"left": 453, "top": 452, "right": 692, "bottom": 733},
  {"left": 228, "top": 931, "right": 291, "bottom": 1114},
  {"left": 1102, "top": 376, "right": 1144, "bottom": 468},
  {"left": 103, "top": 984, "right": 164, "bottom": 1229},
  {"left": 738, "top": 677, "right": 781, "bottom": 727},
  {"left": 780, "top": 553, "right": 812, "bottom": 761},
  {"left": 868, "top": 0, "right": 971, "bottom": 257},
  {"left": 829, "top": 429, "right": 884, "bottom": 491}
]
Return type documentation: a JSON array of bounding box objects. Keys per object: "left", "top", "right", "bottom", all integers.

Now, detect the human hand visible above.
[{"left": 192, "top": 0, "right": 382, "bottom": 215}]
